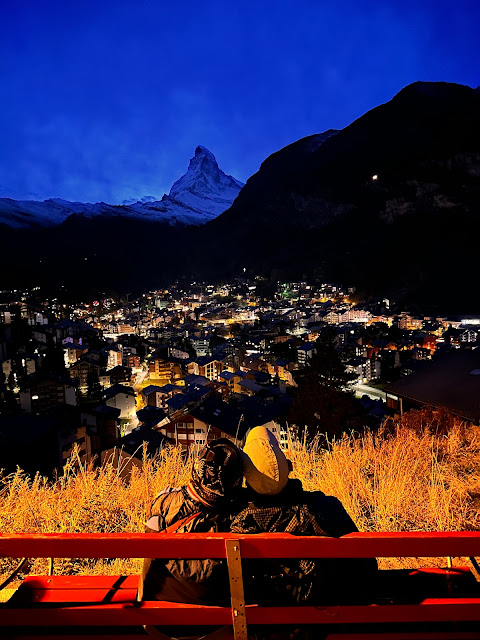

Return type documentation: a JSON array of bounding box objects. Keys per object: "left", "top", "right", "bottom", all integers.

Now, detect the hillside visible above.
[
  {"left": 204, "top": 82, "right": 480, "bottom": 312},
  {"left": 1, "top": 82, "right": 479, "bottom": 312}
]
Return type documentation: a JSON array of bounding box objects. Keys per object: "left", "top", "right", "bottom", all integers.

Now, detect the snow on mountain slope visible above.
[
  {"left": 129, "top": 146, "right": 245, "bottom": 224},
  {"left": 0, "top": 147, "right": 244, "bottom": 228}
]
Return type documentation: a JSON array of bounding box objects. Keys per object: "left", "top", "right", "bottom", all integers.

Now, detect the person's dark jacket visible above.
[
  {"left": 138, "top": 438, "right": 243, "bottom": 606},
  {"left": 230, "top": 478, "right": 378, "bottom": 605},
  {"left": 139, "top": 486, "right": 232, "bottom": 606}
]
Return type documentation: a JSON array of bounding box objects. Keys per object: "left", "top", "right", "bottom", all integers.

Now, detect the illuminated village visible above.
[{"left": 1, "top": 278, "right": 479, "bottom": 476}]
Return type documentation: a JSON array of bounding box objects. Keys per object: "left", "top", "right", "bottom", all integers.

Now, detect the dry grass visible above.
[
  {"left": 1, "top": 410, "right": 480, "bottom": 586},
  {"left": 0, "top": 444, "right": 192, "bottom": 585},
  {"left": 288, "top": 411, "right": 480, "bottom": 568}
]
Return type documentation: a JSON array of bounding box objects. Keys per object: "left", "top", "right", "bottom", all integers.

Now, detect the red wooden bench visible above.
[{"left": 1, "top": 532, "right": 480, "bottom": 640}]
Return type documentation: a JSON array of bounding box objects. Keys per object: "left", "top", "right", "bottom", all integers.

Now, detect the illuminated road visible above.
[{"left": 351, "top": 383, "right": 386, "bottom": 401}]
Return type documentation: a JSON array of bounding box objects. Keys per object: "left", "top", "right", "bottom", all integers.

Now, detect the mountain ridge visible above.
[
  {"left": 0, "top": 146, "right": 244, "bottom": 229},
  {"left": 201, "top": 81, "right": 480, "bottom": 312},
  {"left": 1, "top": 81, "right": 479, "bottom": 313}
]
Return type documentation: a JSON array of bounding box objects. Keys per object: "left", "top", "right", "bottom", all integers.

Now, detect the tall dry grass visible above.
[{"left": 1, "top": 411, "right": 480, "bottom": 587}]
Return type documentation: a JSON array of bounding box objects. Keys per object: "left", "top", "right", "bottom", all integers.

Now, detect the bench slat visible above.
[
  {"left": 2, "top": 532, "right": 480, "bottom": 559},
  {"left": 9, "top": 637, "right": 148, "bottom": 640},
  {"left": 11, "top": 588, "right": 138, "bottom": 604},
  {"left": 327, "top": 634, "right": 480, "bottom": 639},
  {"left": 2, "top": 600, "right": 480, "bottom": 627},
  {"left": 21, "top": 575, "right": 140, "bottom": 589},
  {"left": 7, "top": 635, "right": 480, "bottom": 640}
]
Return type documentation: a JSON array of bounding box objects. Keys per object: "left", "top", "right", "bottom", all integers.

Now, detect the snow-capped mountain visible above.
[
  {"left": 128, "top": 145, "right": 245, "bottom": 225},
  {"left": 0, "top": 146, "right": 244, "bottom": 228}
]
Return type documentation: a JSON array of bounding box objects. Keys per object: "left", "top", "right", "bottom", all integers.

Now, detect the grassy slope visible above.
[{"left": 1, "top": 409, "right": 479, "bottom": 591}]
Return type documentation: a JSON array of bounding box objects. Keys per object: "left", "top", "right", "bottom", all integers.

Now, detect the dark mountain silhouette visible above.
[
  {"left": 1, "top": 82, "right": 479, "bottom": 312},
  {"left": 202, "top": 81, "right": 480, "bottom": 312}
]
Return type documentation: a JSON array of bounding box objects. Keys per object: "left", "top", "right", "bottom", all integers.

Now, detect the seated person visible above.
[
  {"left": 138, "top": 438, "right": 243, "bottom": 607},
  {"left": 232, "top": 427, "right": 378, "bottom": 606}
]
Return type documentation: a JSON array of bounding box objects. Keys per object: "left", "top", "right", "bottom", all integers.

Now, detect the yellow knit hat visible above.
[{"left": 242, "top": 426, "right": 290, "bottom": 495}]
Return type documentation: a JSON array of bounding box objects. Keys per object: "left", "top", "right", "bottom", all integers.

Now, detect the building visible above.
[
  {"left": 142, "top": 383, "right": 184, "bottom": 409},
  {"left": 148, "top": 356, "right": 184, "bottom": 383},
  {"left": 69, "top": 360, "right": 102, "bottom": 391},
  {"left": 108, "top": 365, "right": 132, "bottom": 386},
  {"left": 106, "top": 348, "right": 123, "bottom": 370},
  {"left": 296, "top": 343, "right": 314, "bottom": 367},
  {"left": 0, "top": 407, "right": 89, "bottom": 476},
  {"left": 19, "top": 374, "right": 78, "bottom": 414},
  {"left": 104, "top": 384, "right": 137, "bottom": 420},
  {"left": 385, "top": 351, "right": 480, "bottom": 424},
  {"left": 188, "top": 356, "right": 226, "bottom": 381},
  {"left": 84, "top": 404, "right": 121, "bottom": 459},
  {"left": 64, "top": 343, "right": 89, "bottom": 365}
]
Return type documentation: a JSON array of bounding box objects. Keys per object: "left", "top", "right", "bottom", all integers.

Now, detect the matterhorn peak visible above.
[
  {"left": 187, "top": 145, "right": 219, "bottom": 172},
  {"left": 194, "top": 145, "right": 216, "bottom": 160},
  {"left": 168, "top": 146, "right": 244, "bottom": 208},
  {"left": 0, "top": 145, "right": 244, "bottom": 228}
]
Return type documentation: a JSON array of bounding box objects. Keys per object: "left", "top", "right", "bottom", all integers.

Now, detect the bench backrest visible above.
[
  {"left": 2, "top": 531, "right": 480, "bottom": 559},
  {"left": 1, "top": 532, "right": 480, "bottom": 640}
]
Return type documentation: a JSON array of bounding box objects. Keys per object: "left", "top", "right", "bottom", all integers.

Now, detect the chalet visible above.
[
  {"left": 142, "top": 383, "right": 184, "bottom": 409},
  {"left": 125, "top": 354, "right": 141, "bottom": 369},
  {"left": 108, "top": 364, "right": 132, "bottom": 386},
  {"left": 106, "top": 347, "right": 123, "bottom": 370},
  {"left": 19, "top": 373, "right": 78, "bottom": 414},
  {"left": 69, "top": 360, "right": 102, "bottom": 391},
  {"left": 165, "top": 385, "right": 210, "bottom": 415},
  {"left": 157, "top": 411, "right": 207, "bottom": 449},
  {"left": 267, "top": 358, "right": 297, "bottom": 386},
  {"left": 188, "top": 355, "right": 226, "bottom": 381},
  {"left": 84, "top": 404, "right": 121, "bottom": 458},
  {"left": 182, "top": 374, "right": 211, "bottom": 388},
  {"left": 104, "top": 384, "right": 136, "bottom": 420},
  {"left": 188, "top": 395, "right": 249, "bottom": 445},
  {"left": 64, "top": 343, "right": 89, "bottom": 365},
  {"left": 220, "top": 370, "right": 247, "bottom": 394},
  {"left": 148, "top": 355, "right": 184, "bottom": 383},
  {"left": 238, "top": 378, "right": 265, "bottom": 397}
]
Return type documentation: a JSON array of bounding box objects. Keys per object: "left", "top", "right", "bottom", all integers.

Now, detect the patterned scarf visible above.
[{"left": 188, "top": 438, "right": 243, "bottom": 509}]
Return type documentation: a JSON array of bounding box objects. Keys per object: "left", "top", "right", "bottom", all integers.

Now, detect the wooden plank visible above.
[
  {"left": 2, "top": 532, "right": 480, "bottom": 559},
  {"left": 326, "top": 634, "right": 480, "bottom": 639},
  {"left": 10, "top": 635, "right": 480, "bottom": 640},
  {"left": 2, "top": 600, "right": 480, "bottom": 627},
  {"left": 0, "top": 602, "right": 234, "bottom": 626},
  {"left": 10, "top": 637, "right": 148, "bottom": 640},
  {"left": 11, "top": 588, "right": 138, "bottom": 604},
  {"left": 225, "top": 539, "right": 247, "bottom": 640},
  {"left": 21, "top": 575, "right": 139, "bottom": 589}
]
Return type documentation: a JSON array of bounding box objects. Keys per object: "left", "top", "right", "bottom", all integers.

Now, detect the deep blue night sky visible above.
[{"left": 1, "top": 0, "right": 479, "bottom": 204}]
